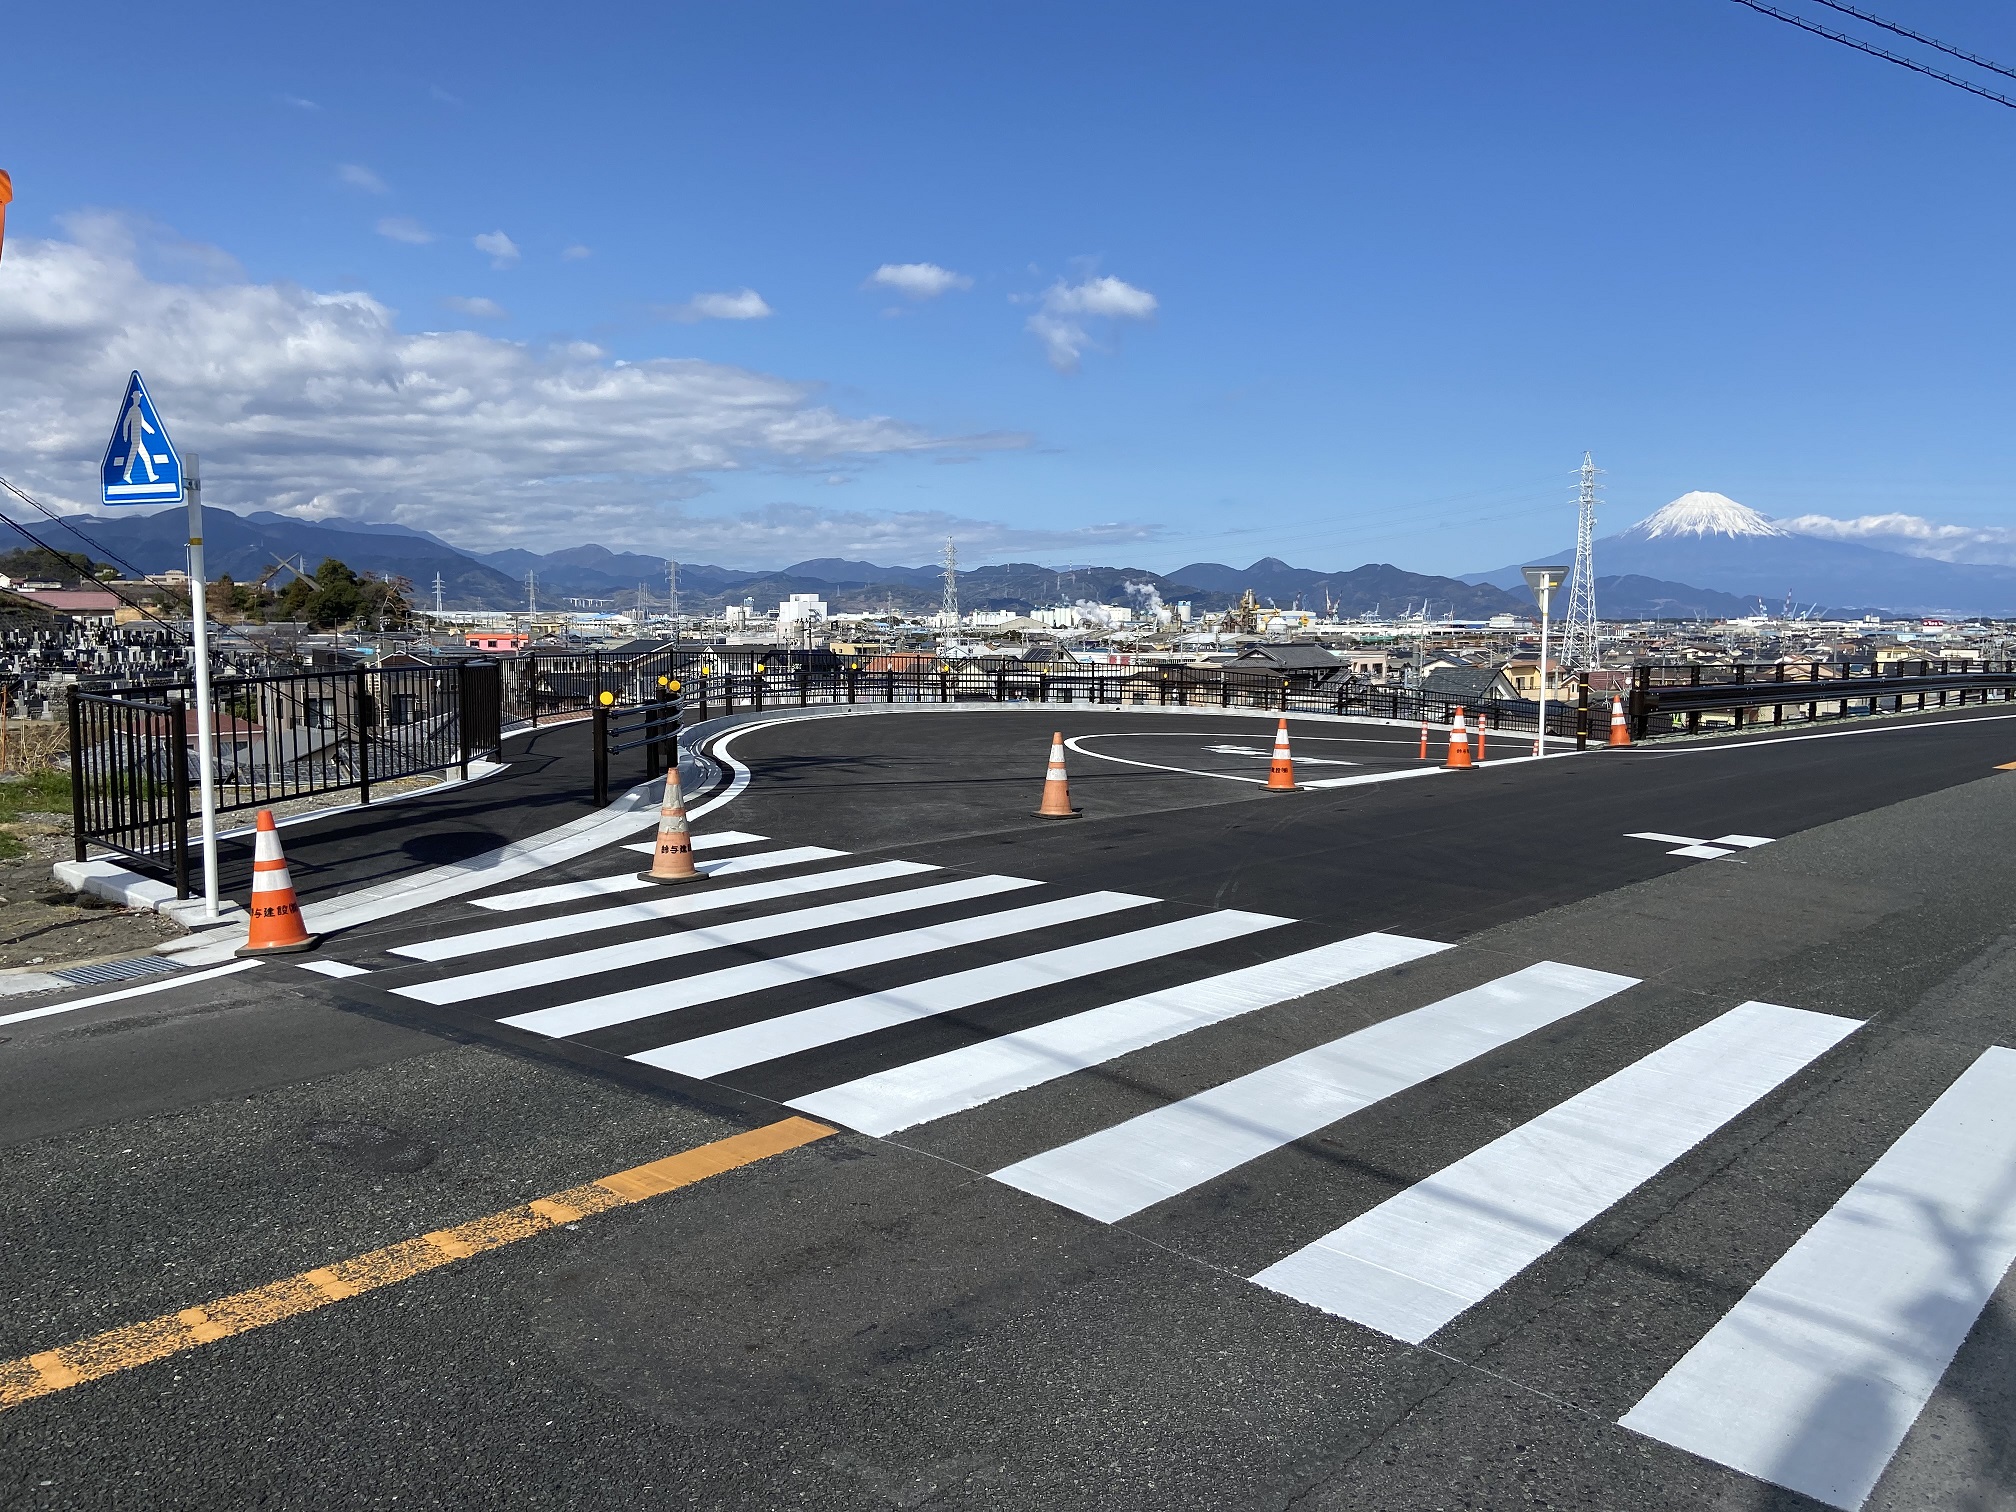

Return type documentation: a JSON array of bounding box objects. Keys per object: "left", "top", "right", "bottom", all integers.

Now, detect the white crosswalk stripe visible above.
[
  {"left": 313, "top": 820, "right": 2016, "bottom": 1509},
  {"left": 395, "top": 874, "right": 1041, "bottom": 1007},
  {"left": 993, "top": 961, "right": 1639, "bottom": 1223},
  {"left": 499, "top": 890, "right": 1158, "bottom": 1038},
  {"left": 392, "top": 860, "right": 935, "bottom": 962},
  {"left": 636, "top": 909, "right": 1291, "bottom": 1079},
  {"left": 471, "top": 830, "right": 770, "bottom": 911},
  {"left": 1251, "top": 1001, "right": 1860, "bottom": 1343},
  {"left": 1620, "top": 1045, "right": 2016, "bottom": 1512},
  {"left": 790, "top": 932, "right": 1452, "bottom": 1136}
]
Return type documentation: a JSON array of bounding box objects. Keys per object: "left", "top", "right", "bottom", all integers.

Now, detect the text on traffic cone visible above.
[
  {"left": 640, "top": 765, "right": 705, "bottom": 883},
  {"left": 1034, "top": 731, "right": 1080, "bottom": 817},
  {"left": 1265, "top": 717, "right": 1298, "bottom": 791},
  {"left": 1445, "top": 707, "right": 1473, "bottom": 769},
  {"left": 237, "top": 810, "right": 319, "bottom": 955}
]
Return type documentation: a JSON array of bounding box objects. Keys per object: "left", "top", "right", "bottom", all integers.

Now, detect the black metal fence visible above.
[
  {"left": 70, "top": 662, "right": 503, "bottom": 892},
  {"left": 1629, "top": 660, "right": 2016, "bottom": 738}
]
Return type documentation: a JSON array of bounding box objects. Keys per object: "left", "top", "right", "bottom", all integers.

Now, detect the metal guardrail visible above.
[
  {"left": 1629, "top": 661, "right": 2016, "bottom": 738},
  {"left": 69, "top": 662, "right": 504, "bottom": 894}
]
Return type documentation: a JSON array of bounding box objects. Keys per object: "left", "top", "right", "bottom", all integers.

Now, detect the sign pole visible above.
[
  {"left": 185, "top": 454, "right": 220, "bottom": 918},
  {"left": 1536, "top": 581, "right": 1551, "bottom": 758}
]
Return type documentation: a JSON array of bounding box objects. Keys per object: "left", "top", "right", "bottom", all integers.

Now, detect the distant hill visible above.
[
  {"left": 1596, "top": 574, "right": 1768, "bottom": 620},
  {"left": 1470, "top": 491, "right": 2016, "bottom": 617},
  {"left": 18, "top": 508, "right": 1533, "bottom": 618},
  {"left": 1169, "top": 558, "right": 1525, "bottom": 618},
  {"left": 21, "top": 510, "right": 521, "bottom": 607}
]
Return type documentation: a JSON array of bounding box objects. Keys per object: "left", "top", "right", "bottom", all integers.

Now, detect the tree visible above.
[{"left": 270, "top": 558, "right": 411, "bottom": 630}]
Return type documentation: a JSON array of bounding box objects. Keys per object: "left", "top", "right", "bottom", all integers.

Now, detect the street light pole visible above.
[
  {"left": 1522, "top": 565, "right": 1569, "bottom": 760},
  {"left": 185, "top": 454, "right": 219, "bottom": 917}
]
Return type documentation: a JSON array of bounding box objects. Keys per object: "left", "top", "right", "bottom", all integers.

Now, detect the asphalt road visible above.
[{"left": 4, "top": 703, "right": 2015, "bottom": 1511}]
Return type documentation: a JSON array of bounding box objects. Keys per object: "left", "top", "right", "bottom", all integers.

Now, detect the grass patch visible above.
[{"left": 0, "top": 770, "right": 71, "bottom": 821}]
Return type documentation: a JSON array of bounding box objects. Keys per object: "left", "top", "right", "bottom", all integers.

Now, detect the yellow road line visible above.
[{"left": 0, "top": 1115, "right": 833, "bottom": 1411}]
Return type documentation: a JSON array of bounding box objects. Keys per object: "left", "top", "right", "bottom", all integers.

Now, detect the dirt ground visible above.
[{"left": 0, "top": 807, "right": 181, "bottom": 975}]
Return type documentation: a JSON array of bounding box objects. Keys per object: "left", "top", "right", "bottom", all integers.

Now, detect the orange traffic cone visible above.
[
  {"left": 237, "top": 810, "right": 318, "bottom": 956},
  {"left": 1445, "top": 708, "right": 1473, "bottom": 769},
  {"left": 1608, "top": 694, "right": 1631, "bottom": 747},
  {"left": 1265, "top": 717, "right": 1299, "bottom": 792},
  {"left": 639, "top": 765, "right": 705, "bottom": 883},
  {"left": 1034, "top": 731, "right": 1081, "bottom": 817},
  {"left": 1417, "top": 716, "right": 1428, "bottom": 760},
  {"left": 1475, "top": 715, "right": 1487, "bottom": 764}
]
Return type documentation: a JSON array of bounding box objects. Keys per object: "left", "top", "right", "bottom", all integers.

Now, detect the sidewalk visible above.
[{"left": 212, "top": 720, "right": 608, "bottom": 904}]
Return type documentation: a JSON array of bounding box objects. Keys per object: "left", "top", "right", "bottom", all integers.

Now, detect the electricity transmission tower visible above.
[
  {"left": 432, "top": 572, "right": 445, "bottom": 614},
  {"left": 666, "top": 559, "right": 679, "bottom": 619},
  {"left": 941, "top": 537, "right": 959, "bottom": 631},
  {"left": 1561, "top": 452, "right": 1601, "bottom": 673},
  {"left": 525, "top": 570, "right": 538, "bottom": 616}
]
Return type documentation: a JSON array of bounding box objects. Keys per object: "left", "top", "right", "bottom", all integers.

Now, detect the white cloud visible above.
[
  {"left": 1025, "top": 274, "right": 1158, "bottom": 372},
  {"left": 0, "top": 222, "right": 1033, "bottom": 553},
  {"left": 276, "top": 94, "right": 320, "bottom": 111},
  {"left": 664, "top": 288, "right": 773, "bottom": 323},
  {"left": 376, "top": 216, "right": 435, "bottom": 245},
  {"left": 868, "top": 262, "right": 972, "bottom": 300},
  {"left": 561, "top": 244, "right": 592, "bottom": 261},
  {"left": 1779, "top": 511, "right": 2016, "bottom": 565},
  {"left": 634, "top": 502, "right": 1166, "bottom": 565},
  {"left": 473, "top": 231, "right": 520, "bottom": 269},
  {"left": 441, "top": 295, "right": 508, "bottom": 320},
  {"left": 337, "top": 163, "right": 388, "bottom": 194}
]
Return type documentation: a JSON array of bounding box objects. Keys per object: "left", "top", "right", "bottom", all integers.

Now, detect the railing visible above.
[
  {"left": 580, "top": 659, "right": 1606, "bottom": 797},
  {"left": 69, "top": 662, "right": 503, "bottom": 894},
  {"left": 1629, "top": 660, "right": 2016, "bottom": 738}
]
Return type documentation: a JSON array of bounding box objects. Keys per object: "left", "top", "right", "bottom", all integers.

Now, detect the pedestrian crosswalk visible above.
[{"left": 338, "top": 831, "right": 2016, "bottom": 1511}]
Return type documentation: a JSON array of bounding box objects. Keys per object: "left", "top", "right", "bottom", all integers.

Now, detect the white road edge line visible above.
[{"left": 0, "top": 959, "right": 263, "bottom": 1027}]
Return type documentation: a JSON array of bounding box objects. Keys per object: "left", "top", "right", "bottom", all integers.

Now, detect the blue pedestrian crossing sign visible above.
[{"left": 99, "top": 371, "right": 182, "bottom": 505}]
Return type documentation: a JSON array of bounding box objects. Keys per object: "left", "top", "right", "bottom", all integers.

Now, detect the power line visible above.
[
  {"left": 1724, "top": 0, "right": 2016, "bottom": 111},
  {"left": 0, "top": 476, "right": 191, "bottom": 637},
  {"left": 1804, "top": 0, "right": 2016, "bottom": 83}
]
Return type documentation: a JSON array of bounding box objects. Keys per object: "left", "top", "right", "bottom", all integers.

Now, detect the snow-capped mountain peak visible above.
[{"left": 1631, "top": 491, "right": 1787, "bottom": 540}]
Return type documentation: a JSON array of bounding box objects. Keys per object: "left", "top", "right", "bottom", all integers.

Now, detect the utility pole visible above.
[
  {"left": 1562, "top": 452, "right": 1601, "bottom": 673},
  {"left": 940, "top": 536, "right": 959, "bottom": 638}
]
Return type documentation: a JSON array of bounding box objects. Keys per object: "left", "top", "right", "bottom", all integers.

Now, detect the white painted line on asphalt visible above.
[
  {"left": 789, "top": 932, "right": 1452, "bottom": 1136},
  {"left": 504, "top": 890, "right": 1155, "bottom": 1039},
  {"left": 0, "top": 959, "right": 263, "bottom": 1027},
  {"left": 1668, "top": 844, "right": 1735, "bottom": 859},
  {"left": 1252, "top": 1001, "right": 1860, "bottom": 1344},
  {"left": 1065, "top": 732, "right": 1452, "bottom": 791},
  {"left": 394, "top": 861, "right": 935, "bottom": 962},
  {"left": 1627, "top": 832, "right": 1704, "bottom": 846},
  {"left": 1711, "top": 834, "right": 1775, "bottom": 848},
  {"left": 400, "top": 874, "right": 1038, "bottom": 1007},
  {"left": 1620, "top": 1046, "right": 2016, "bottom": 1512},
  {"left": 296, "top": 960, "right": 371, "bottom": 979},
  {"left": 991, "top": 961, "right": 1637, "bottom": 1223},
  {"left": 641, "top": 910, "right": 1291, "bottom": 1079},
  {"left": 476, "top": 843, "right": 843, "bottom": 910}
]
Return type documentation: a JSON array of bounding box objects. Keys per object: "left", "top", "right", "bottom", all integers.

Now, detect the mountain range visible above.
[
  {"left": 7, "top": 510, "right": 1530, "bottom": 619},
  {"left": 13, "top": 490, "right": 1999, "bottom": 621},
  {"left": 1470, "top": 492, "right": 2016, "bottom": 618}
]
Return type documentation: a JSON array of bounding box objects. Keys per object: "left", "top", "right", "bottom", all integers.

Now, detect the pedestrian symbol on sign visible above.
[{"left": 99, "top": 370, "right": 183, "bottom": 504}]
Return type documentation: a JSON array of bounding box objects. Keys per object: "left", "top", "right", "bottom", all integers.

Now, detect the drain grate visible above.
[{"left": 52, "top": 955, "right": 185, "bottom": 986}]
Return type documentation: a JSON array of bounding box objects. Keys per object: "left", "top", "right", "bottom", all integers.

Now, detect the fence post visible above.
[
  {"left": 355, "top": 666, "right": 373, "bottom": 805},
  {"left": 67, "top": 688, "right": 87, "bottom": 863},
  {"left": 592, "top": 695, "right": 609, "bottom": 807},
  {"left": 1576, "top": 673, "right": 1590, "bottom": 750},
  {"left": 170, "top": 696, "right": 191, "bottom": 900},
  {"left": 456, "top": 668, "right": 471, "bottom": 782}
]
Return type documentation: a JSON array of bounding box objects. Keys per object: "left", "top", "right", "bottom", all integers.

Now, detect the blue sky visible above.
[{"left": 6, "top": 1, "right": 2016, "bottom": 573}]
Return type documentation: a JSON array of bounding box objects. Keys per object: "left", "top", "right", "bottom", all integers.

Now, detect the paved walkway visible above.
[{"left": 212, "top": 720, "right": 611, "bottom": 903}]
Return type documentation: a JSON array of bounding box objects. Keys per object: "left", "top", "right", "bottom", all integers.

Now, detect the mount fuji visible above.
[{"left": 1470, "top": 491, "right": 2016, "bottom": 617}]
